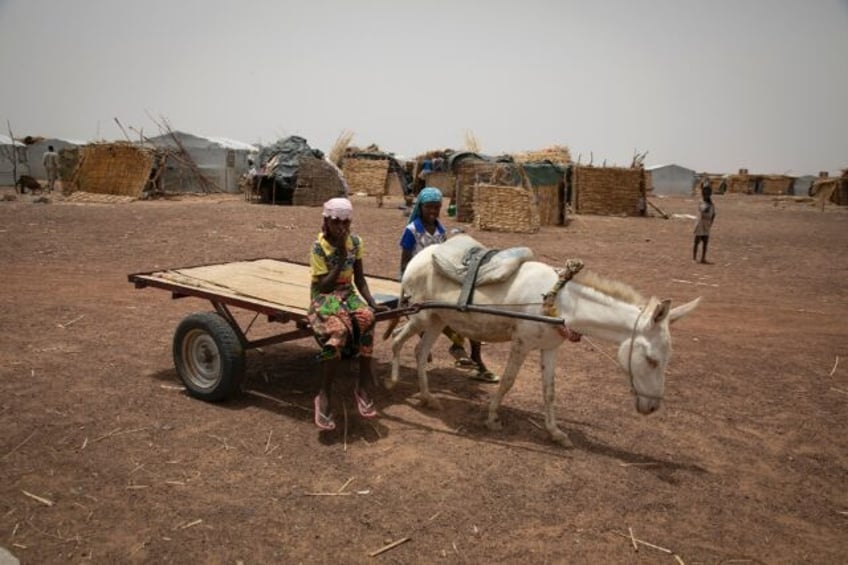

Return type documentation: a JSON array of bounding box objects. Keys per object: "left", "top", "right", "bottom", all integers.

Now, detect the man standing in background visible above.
[{"left": 42, "top": 145, "right": 59, "bottom": 192}]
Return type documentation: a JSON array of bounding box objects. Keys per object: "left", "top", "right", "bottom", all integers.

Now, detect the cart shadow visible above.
[{"left": 147, "top": 347, "right": 707, "bottom": 479}]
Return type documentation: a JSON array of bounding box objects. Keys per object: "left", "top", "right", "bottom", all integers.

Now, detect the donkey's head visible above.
[{"left": 617, "top": 296, "right": 701, "bottom": 414}]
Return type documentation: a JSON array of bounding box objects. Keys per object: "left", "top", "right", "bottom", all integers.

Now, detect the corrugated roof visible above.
[
  {"left": 645, "top": 163, "right": 695, "bottom": 172},
  {"left": 205, "top": 136, "right": 257, "bottom": 151}
]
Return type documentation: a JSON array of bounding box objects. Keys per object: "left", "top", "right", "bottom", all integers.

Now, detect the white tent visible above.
[
  {"left": 24, "top": 137, "right": 88, "bottom": 180},
  {"left": 0, "top": 134, "right": 26, "bottom": 186},
  {"left": 645, "top": 163, "right": 697, "bottom": 196},
  {"left": 145, "top": 131, "right": 257, "bottom": 193}
]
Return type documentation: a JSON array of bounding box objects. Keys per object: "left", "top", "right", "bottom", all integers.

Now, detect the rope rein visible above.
[{"left": 542, "top": 258, "right": 584, "bottom": 342}]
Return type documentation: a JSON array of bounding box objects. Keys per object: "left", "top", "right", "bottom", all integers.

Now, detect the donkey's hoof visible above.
[
  {"left": 486, "top": 417, "right": 503, "bottom": 431},
  {"left": 550, "top": 429, "right": 572, "bottom": 447},
  {"left": 419, "top": 394, "right": 442, "bottom": 410},
  {"left": 383, "top": 377, "right": 397, "bottom": 390}
]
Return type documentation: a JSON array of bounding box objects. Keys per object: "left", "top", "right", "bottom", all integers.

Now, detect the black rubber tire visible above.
[{"left": 173, "top": 312, "right": 245, "bottom": 402}]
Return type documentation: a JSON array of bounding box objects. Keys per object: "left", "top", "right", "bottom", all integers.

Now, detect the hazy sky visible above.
[{"left": 1, "top": 0, "right": 846, "bottom": 175}]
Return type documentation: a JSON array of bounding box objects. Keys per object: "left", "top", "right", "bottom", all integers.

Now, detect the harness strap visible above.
[
  {"left": 457, "top": 247, "right": 499, "bottom": 310},
  {"left": 542, "top": 258, "right": 584, "bottom": 341}
]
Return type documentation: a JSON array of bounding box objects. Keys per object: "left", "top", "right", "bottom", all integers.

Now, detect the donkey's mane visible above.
[{"left": 572, "top": 269, "right": 646, "bottom": 305}]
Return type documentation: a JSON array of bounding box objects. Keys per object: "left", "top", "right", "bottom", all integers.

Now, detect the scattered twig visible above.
[
  {"left": 22, "top": 490, "right": 54, "bottom": 507},
  {"left": 92, "top": 427, "right": 148, "bottom": 443},
  {"left": 829, "top": 355, "right": 840, "bottom": 377},
  {"left": 2, "top": 430, "right": 36, "bottom": 460},
  {"left": 831, "top": 387, "right": 848, "bottom": 396},
  {"left": 159, "top": 384, "right": 185, "bottom": 391},
  {"left": 628, "top": 527, "right": 638, "bottom": 551},
  {"left": 337, "top": 477, "right": 354, "bottom": 494},
  {"left": 243, "top": 389, "right": 304, "bottom": 411},
  {"left": 343, "top": 402, "right": 349, "bottom": 452},
  {"left": 81, "top": 437, "right": 88, "bottom": 450},
  {"left": 672, "top": 278, "right": 719, "bottom": 288},
  {"left": 612, "top": 530, "right": 672, "bottom": 554},
  {"left": 527, "top": 418, "right": 544, "bottom": 431},
  {"left": 366, "top": 421, "right": 382, "bottom": 439},
  {"left": 369, "top": 536, "right": 410, "bottom": 557},
  {"left": 264, "top": 430, "right": 273, "bottom": 454},
  {"left": 207, "top": 434, "right": 235, "bottom": 450},
  {"left": 674, "top": 554, "right": 686, "bottom": 565},
  {"left": 647, "top": 199, "right": 671, "bottom": 219},
  {"left": 303, "top": 492, "right": 353, "bottom": 497},
  {"left": 57, "top": 314, "right": 86, "bottom": 329},
  {"left": 175, "top": 519, "right": 202, "bottom": 530}
]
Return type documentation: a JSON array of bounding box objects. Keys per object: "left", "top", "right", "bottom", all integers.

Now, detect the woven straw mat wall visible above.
[
  {"left": 455, "top": 160, "right": 497, "bottom": 222},
  {"left": 342, "top": 159, "right": 389, "bottom": 196},
  {"left": 473, "top": 184, "right": 540, "bottom": 233},
  {"left": 573, "top": 166, "right": 643, "bottom": 216},
  {"left": 71, "top": 143, "right": 155, "bottom": 197}
]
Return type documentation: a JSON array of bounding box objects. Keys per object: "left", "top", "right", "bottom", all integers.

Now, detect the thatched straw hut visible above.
[
  {"left": 255, "top": 136, "right": 339, "bottom": 205},
  {"left": 292, "top": 155, "right": 348, "bottom": 206}
]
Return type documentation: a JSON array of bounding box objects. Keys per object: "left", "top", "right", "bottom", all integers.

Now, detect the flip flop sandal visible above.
[
  {"left": 313, "top": 395, "right": 336, "bottom": 431},
  {"left": 454, "top": 357, "right": 480, "bottom": 369},
  {"left": 469, "top": 369, "right": 500, "bottom": 383},
  {"left": 354, "top": 388, "right": 378, "bottom": 419}
]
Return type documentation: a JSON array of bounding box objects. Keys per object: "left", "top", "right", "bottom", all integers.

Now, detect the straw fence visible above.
[
  {"left": 342, "top": 158, "right": 389, "bottom": 196},
  {"left": 572, "top": 165, "right": 644, "bottom": 216},
  {"left": 68, "top": 142, "right": 156, "bottom": 198},
  {"left": 759, "top": 175, "right": 793, "bottom": 195},
  {"left": 454, "top": 159, "right": 498, "bottom": 222},
  {"left": 422, "top": 171, "right": 456, "bottom": 198},
  {"left": 473, "top": 183, "right": 540, "bottom": 233}
]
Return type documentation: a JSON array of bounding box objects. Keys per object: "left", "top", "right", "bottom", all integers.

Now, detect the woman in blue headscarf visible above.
[{"left": 398, "top": 188, "right": 499, "bottom": 383}]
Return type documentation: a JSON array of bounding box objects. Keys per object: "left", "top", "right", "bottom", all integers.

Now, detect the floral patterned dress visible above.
[{"left": 307, "top": 232, "right": 376, "bottom": 361}]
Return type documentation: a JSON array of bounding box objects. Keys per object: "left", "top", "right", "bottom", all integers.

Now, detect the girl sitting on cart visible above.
[{"left": 308, "top": 197, "right": 389, "bottom": 431}]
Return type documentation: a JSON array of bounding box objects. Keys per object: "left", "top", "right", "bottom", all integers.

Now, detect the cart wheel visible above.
[{"left": 173, "top": 312, "right": 245, "bottom": 402}]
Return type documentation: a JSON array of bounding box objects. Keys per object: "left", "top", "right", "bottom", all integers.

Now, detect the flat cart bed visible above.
[{"left": 128, "top": 258, "right": 404, "bottom": 401}]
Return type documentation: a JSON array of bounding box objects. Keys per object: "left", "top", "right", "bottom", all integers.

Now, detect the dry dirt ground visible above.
[{"left": 0, "top": 188, "right": 846, "bottom": 564}]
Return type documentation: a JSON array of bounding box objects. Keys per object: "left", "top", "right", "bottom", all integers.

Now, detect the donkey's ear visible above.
[
  {"left": 652, "top": 298, "right": 672, "bottom": 324},
  {"left": 668, "top": 297, "right": 701, "bottom": 324}
]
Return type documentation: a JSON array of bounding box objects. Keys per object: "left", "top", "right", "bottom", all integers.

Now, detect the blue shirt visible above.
[{"left": 399, "top": 218, "right": 446, "bottom": 256}]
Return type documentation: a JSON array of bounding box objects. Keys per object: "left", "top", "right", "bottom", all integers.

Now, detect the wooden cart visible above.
[{"left": 128, "top": 258, "right": 403, "bottom": 402}]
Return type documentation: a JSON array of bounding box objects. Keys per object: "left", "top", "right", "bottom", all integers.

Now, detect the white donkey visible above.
[{"left": 389, "top": 235, "right": 700, "bottom": 446}]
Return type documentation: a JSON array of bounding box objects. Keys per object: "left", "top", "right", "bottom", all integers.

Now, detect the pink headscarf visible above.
[{"left": 322, "top": 197, "right": 353, "bottom": 220}]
